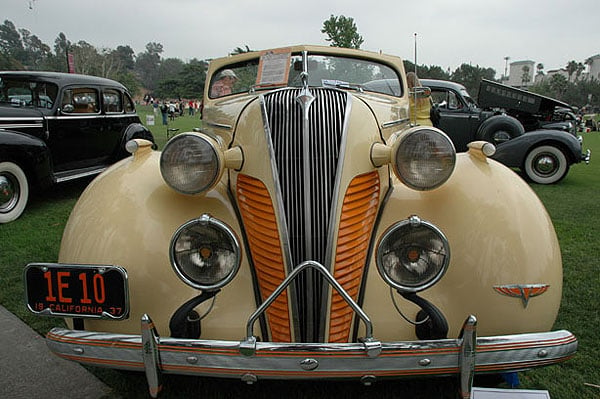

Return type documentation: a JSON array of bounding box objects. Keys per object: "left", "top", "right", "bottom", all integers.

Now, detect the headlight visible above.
[
  {"left": 170, "top": 214, "right": 241, "bottom": 291},
  {"left": 391, "top": 126, "right": 456, "bottom": 190},
  {"left": 160, "top": 133, "right": 222, "bottom": 195},
  {"left": 376, "top": 215, "right": 450, "bottom": 292}
]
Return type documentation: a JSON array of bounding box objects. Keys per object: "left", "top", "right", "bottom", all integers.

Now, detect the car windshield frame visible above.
[{"left": 208, "top": 52, "right": 403, "bottom": 99}]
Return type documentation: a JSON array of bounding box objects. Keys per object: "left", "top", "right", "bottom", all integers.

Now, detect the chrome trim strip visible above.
[
  {"left": 205, "top": 121, "right": 233, "bottom": 130},
  {"left": 45, "top": 115, "right": 102, "bottom": 120},
  {"left": 259, "top": 94, "right": 299, "bottom": 341},
  {"left": 320, "top": 93, "right": 352, "bottom": 340},
  {"left": 0, "top": 116, "right": 44, "bottom": 122},
  {"left": 54, "top": 167, "right": 107, "bottom": 183},
  {"left": 0, "top": 123, "right": 43, "bottom": 129},
  {"left": 381, "top": 118, "right": 409, "bottom": 129},
  {"left": 46, "top": 326, "right": 577, "bottom": 381}
]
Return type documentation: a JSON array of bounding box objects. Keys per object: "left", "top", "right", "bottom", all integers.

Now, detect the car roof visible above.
[
  {"left": 0, "top": 71, "right": 127, "bottom": 90},
  {"left": 420, "top": 79, "right": 467, "bottom": 92}
]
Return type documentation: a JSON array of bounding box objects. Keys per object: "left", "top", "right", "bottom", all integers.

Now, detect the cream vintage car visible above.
[{"left": 24, "top": 45, "right": 576, "bottom": 397}]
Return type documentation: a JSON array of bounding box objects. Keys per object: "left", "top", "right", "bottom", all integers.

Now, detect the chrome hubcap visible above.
[
  {"left": 534, "top": 155, "right": 557, "bottom": 175},
  {"left": 493, "top": 131, "right": 511, "bottom": 144},
  {"left": 0, "top": 174, "right": 19, "bottom": 213}
]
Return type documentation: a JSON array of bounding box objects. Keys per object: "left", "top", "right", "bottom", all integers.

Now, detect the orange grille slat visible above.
[
  {"left": 329, "top": 171, "right": 380, "bottom": 343},
  {"left": 237, "top": 174, "right": 291, "bottom": 342}
]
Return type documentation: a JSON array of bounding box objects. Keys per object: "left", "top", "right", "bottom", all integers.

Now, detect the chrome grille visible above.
[{"left": 264, "top": 88, "right": 348, "bottom": 341}]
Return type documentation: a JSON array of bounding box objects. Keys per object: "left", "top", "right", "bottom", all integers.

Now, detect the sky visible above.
[{"left": 4, "top": 0, "right": 600, "bottom": 79}]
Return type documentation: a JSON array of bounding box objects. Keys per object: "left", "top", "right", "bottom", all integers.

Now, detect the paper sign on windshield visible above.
[{"left": 256, "top": 48, "right": 291, "bottom": 87}]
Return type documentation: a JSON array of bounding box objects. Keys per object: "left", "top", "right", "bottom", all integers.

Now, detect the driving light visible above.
[
  {"left": 160, "top": 133, "right": 222, "bottom": 195},
  {"left": 376, "top": 215, "right": 450, "bottom": 292},
  {"left": 170, "top": 215, "right": 241, "bottom": 291},
  {"left": 391, "top": 126, "right": 456, "bottom": 190}
]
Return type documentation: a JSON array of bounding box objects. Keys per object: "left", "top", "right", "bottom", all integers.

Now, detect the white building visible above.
[
  {"left": 585, "top": 54, "right": 600, "bottom": 81},
  {"left": 507, "top": 60, "right": 535, "bottom": 88}
]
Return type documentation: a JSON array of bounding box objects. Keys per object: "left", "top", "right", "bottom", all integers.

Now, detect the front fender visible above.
[
  {"left": 363, "top": 152, "right": 562, "bottom": 340},
  {"left": 0, "top": 129, "right": 53, "bottom": 189},
  {"left": 492, "top": 129, "right": 582, "bottom": 168},
  {"left": 59, "top": 149, "right": 256, "bottom": 338}
]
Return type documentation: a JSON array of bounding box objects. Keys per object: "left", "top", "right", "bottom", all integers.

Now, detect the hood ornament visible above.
[
  {"left": 295, "top": 50, "right": 315, "bottom": 120},
  {"left": 493, "top": 284, "right": 549, "bottom": 308}
]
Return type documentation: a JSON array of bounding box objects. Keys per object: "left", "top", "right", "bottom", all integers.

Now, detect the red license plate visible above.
[{"left": 25, "top": 263, "right": 129, "bottom": 320}]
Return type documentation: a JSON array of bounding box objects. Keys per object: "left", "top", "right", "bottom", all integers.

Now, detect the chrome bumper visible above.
[
  {"left": 583, "top": 148, "right": 591, "bottom": 164},
  {"left": 46, "top": 318, "right": 577, "bottom": 398}
]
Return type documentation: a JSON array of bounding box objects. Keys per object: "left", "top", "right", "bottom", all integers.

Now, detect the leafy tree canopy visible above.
[{"left": 321, "top": 15, "right": 364, "bottom": 49}]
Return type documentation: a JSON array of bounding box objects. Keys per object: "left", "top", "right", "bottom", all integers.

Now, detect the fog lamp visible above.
[
  {"left": 170, "top": 214, "right": 241, "bottom": 291},
  {"left": 376, "top": 215, "right": 450, "bottom": 292}
]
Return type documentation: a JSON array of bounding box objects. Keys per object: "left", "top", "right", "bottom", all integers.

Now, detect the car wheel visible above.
[
  {"left": 477, "top": 115, "right": 525, "bottom": 146},
  {"left": 0, "top": 161, "right": 29, "bottom": 223},
  {"left": 524, "top": 145, "right": 569, "bottom": 184}
]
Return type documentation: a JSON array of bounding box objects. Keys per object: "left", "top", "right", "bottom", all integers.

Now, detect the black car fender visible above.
[
  {"left": 115, "top": 123, "right": 157, "bottom": 158},
  {"left": 0, "top": 129, "right": 53, "bottom": 190},
  {"left": 491, "top": 129, "right": 583, "bottom": 168}
]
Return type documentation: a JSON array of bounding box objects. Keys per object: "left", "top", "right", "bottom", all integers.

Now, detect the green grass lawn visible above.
[{"left": 1, "top": 123, "right": 598, "bottom": 398}]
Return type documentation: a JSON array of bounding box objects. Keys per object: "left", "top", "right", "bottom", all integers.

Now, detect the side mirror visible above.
[{"left": 409, "top": 86, "right": 431, "bottom": 98}]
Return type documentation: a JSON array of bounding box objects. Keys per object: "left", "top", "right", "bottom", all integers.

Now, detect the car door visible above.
[
  {"left": 430, "top": 88, "right": 479, "bottom": 152},
  {"left": 101, "top": 87, "right": 129, "bottom": 158},
  {"left": 48, "top": 85, "right": 106, "bottom": 172}
]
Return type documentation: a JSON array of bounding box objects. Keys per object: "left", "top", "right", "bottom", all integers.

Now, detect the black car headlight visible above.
[
  {"left": 376, "top": 216, "right": 450, "bottom": 292},
  {"left": 160, "top": 133, "right": 222, "bottom": 195},
  {"left": 391, "top": 126, "right": 456, "bottom": 190},
  {"left": 170, "top": 215, "right": 241, "bottom": 291}
]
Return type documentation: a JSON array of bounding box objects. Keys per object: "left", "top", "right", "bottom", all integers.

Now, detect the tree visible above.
[
  {"left": 536, "top": 63, "right": 544, "bottom": 76},
  {"left": 177, "top": 58, "right": 208, "bottom": 98},
  {"left": 0, "top": 20, "right": 27, "bottom": 69},
  {"left": 135, "top": 42, "right": 163, "bottom": 92},
  {"left": 565, "top": 60, "right": 578, "bottom": 82},
  {"left": 321, "top": 15, "right": 364, "bottom": 49},
  {"left": 230, "top": 45, "right": 253, "bottom": 55},
  {"left": 549, "top": 74, "right": 568, "bottom": 99},
  {"left": 19, "top": 28, "right": 51, "bottom": 69},
  {"left": 113, "top": 45, "right": 135, "bottom": 71},
  {"left": 450, "top": 63, "right": 496, "bottom": 101},
  {"left": 71, "top": 40, "right": 101, "bottom": 75}
]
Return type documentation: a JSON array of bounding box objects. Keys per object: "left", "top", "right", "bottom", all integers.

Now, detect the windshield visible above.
[
  {"left": 209, "top": 53, "right": 402, "bottom": 99},
  {"left": 459, "top": 88, "right": 478, "bottom": 107},
  {"left": 0, "top": 77, "right": 58, "bottom": 109}
]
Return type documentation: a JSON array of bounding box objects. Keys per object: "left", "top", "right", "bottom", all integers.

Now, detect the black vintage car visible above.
[
  {"left": 422, "top": 78, "right": 590, "bottom": 184},
  {"left": 0, "top": 71, "right": 155, "bottom": 223}
]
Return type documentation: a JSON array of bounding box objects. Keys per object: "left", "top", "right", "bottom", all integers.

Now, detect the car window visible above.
[
  {"left": 124, "top": 93, "right": 135, "bottom": 113},
  {"left": 0, "top": 77, "right": 58, "bottom": 109},
  {"left": 103, "top": 89, "right": 123, "bottom": 113},
  {"left": 431, "top": 89, "right": 463, "bottom": 110},
  {"left": 61, "top": 88, "right": 99, "bottom": 114}
]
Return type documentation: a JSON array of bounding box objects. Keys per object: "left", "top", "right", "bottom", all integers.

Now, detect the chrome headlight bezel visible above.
[
  {"left": 169, "top": 215, "right": 241, "bottom": 291},
  {"left": 391, "top": 126, "right": 456, "bottom": 191},
  {"left": 160, "top": 133, "right": 223, "bottom": 195},
  {"left": 376, "top": 216, "right": 450, "bottom": 293}
]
